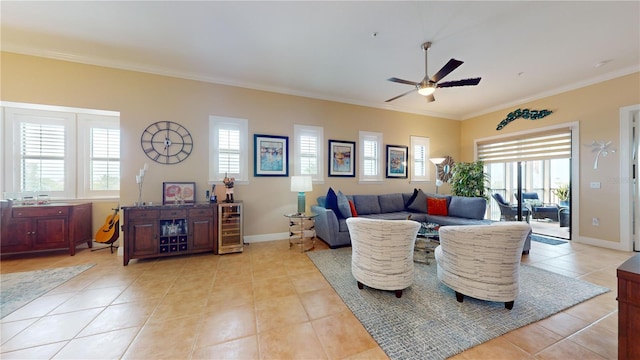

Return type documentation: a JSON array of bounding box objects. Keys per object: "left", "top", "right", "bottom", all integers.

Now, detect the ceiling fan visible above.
[{"left": 385, "top": 41, "right": 481, "bottom": 103}]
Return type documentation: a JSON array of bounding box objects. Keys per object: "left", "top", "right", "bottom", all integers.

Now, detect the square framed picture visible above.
[
  {"left": 254, "top": 134, "right": 289, "bottom": 177},
  {"left": 162, "top": 182, "right": 196, "bottom": 205},
  {"left": 386, "top": 145, "right": 408, "bottom": 178},
  {"left": 328, "top": 140, "right": 355, "bottom": 177}
]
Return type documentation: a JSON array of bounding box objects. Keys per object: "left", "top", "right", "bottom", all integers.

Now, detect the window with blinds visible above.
[
  {"left": 90, "top": 127, "right": 120, "bottom": 191},
  {"left": 359, "top": 131, "right": 382, "bottom": 181},
  {"left": 209, "top": 116, "right": 248, "bottom": 182},
  {"left": 20, "top": 122, "right": 66, "bottom": 192},
  {"left": 294, "top": 124, "right": 323, "bottom": 180},
  {"left": 4, "top": 106, "right": 120, "bottom": 199},
  {"left": 477, "top": 129, "right": 572, "bottom": 163},
  {"left": 410, "top": 136, "right": 430, "bottom": 182},
  {"left": 218, "top": 128, "right": 241, "bottom": 174}
]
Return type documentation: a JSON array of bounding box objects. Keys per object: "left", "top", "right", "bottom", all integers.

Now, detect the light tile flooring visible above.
[{"left": 0, "top": 238, "right": 634, "bottom": 359}]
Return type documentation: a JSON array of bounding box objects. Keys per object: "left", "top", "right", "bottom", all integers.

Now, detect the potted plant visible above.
[
  {"left": 450, "top": 160, "right": 490, "bottom": 200},
  {"left": 553, "top": 184, "right": 570, "bottom": 207}
]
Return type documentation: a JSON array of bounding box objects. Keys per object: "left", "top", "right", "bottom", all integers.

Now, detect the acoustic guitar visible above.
[{"left": 95, "top": 206, "right": 120, "bottom": 251}]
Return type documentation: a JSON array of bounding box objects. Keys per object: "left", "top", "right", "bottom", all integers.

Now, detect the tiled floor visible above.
[{"left": 0, "top": 238, "right": 634, "bottom": 359}]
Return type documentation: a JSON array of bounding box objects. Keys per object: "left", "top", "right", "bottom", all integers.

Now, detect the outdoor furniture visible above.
[
  {"left": 516, "top": 192, "right": 559, "bottom": 221},
  {"left": 346, "top": 217, "right": 420, "bottom": 298},
  {"left": 434, "top": 222, "right": 532, "bottom": 309},
  {"left": 559, "top": 207, "right": 570, "bottom": 227},
  {"left": 492, "top": 193, "right": 530, "bottom": 222}
]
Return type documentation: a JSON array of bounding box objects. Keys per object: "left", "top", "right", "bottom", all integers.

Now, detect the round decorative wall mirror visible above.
[{"left": 437, "top": 156, "right": 455, "bottom": 183}]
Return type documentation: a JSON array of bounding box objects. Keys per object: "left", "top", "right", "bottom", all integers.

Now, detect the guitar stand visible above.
[{"left": 91, "top": 241, "right": 118, "bottom": 253}]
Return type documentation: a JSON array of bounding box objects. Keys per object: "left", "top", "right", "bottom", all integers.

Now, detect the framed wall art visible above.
[
  {"left": 328, "top": 140, "right": 355, "bottom": 177},
  {"left": 386, "top": 145, "right": 408, "bottom": 178},
  {"left": 163, "top": 182, "right": 196, "bottom": 205},
  {"left": 254, "top": 134, "right": 289, "bottom": 177}
]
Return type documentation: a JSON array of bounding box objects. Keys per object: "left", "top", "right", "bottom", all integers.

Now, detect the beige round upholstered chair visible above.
[
  {"left": 434, "top": 222, "right": 532, "bottom": 309},
  {"left": 346, "top": 217, "right": 420, "bottom": 298}
]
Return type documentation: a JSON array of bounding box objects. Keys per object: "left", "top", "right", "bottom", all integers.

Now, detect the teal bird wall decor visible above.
[{"left": 496, "top": 109, "right": 553, "bottom": 130}]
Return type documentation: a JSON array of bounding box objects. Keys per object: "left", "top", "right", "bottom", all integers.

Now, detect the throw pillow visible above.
[
  {"left": 427, "top": 197, "right": 448, "bottom": 216},
  {"left": 337, "top": 191, "right": 352, "bottom": 219},
  {"left": 405, "top": 188, "right": 418, "bottom": 208},
  {"left": 325, "top": 187, "right": 341, "bottom": 217},
  {"left": 348, "top": 200, "right": 358, "bottom": 217},
  {"left": 407, "top": 189, "right": 428, "bottom": 213}
]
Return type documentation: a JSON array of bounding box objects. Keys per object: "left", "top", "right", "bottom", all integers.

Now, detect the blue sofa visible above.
[{"left": 311, "top": 191, "right": 500, "bottom": 248}]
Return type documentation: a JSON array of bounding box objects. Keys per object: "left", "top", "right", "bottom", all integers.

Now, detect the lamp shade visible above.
[
  {"left": 430, "top": 157, "right": 446, "bottom": 165},
  {"left": 291, "top": 176, "right": 312, "bottom": 192}
]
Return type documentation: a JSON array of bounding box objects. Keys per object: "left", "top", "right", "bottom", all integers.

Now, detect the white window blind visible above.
[
  {"left": 90, "top": 127, "right": 120, "bottom": 191},
  {"left": 20, "top": 122, "right": 66, "bottom": 192},
  {"left": 359, "top": 131, "right": 382, "bottom": 182},
  {"left": 293, "top": 124, "right": 323, "bottom": 181},
  {"left": 410, "top": 136, "right": 430, "bottom": 182},
  {"left": 218, "top": 128, "right": 241, "bottom": 174},
  {"left": 477, "top": 129, "right": 572, "bottom": 164}
]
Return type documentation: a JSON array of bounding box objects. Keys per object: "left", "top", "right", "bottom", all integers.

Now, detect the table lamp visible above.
[
  {"left": 430, "top": 158, "right": 445, "bottom": 194},
  {"left": 291, "top": 176, "right": 313, "bottom": 214}
]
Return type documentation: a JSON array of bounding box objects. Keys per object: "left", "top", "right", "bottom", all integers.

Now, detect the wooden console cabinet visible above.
[
  {"left": 618, "top": 253, "right": 640, "bottom": 360},
  {"left": 122, "top": 204, "right": 217, "bottom": 265},
  {"left": 0, "top": 201, "right": 92, "bottom": 256}
]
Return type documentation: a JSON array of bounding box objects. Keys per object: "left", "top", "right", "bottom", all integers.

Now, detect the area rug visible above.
[
  {"left": 531, "top": 234, "right": 568, "bottom": 245},
  {"left": 307, "top": 248, "right": 608, "bottom": 360},
  {"left": 1, "top": 264, "right": 94, "bottom": 319}
]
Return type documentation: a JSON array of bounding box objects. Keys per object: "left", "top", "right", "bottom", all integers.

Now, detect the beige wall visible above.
[
  {"left": 461, "top": 73, "right": 640, "bottom": 244},
  {"left": 1, "top": 52, "right": 460, "bottom": 239}
]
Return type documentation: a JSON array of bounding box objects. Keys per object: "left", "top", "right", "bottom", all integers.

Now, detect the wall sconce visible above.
[
  {"left": 430, "top": 158, "right": 445, "bottom": 194},
  {"left": 291, "top": 176, "right": 313, "bottom": 214}
]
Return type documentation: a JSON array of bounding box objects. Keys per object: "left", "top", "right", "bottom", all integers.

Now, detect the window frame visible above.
[
  {"left": 209, "top": 115, "right": 249, "bottom": 184},
  {"left": 293, "top": 124, "right": 324, "bottom": 182},
  {"left": 77, "top": 113, "right": 121, "bottom": 199},
  {"left": 410, "top": 135, "right": 430, "bottom": 183},
  {"left": 358, "top": 131, "right": 383, "bottom": 183}
]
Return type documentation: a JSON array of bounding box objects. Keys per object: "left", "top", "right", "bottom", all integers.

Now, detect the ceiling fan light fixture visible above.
[{"left": 417, "top": 85, "right": 436, "bottom": 96}]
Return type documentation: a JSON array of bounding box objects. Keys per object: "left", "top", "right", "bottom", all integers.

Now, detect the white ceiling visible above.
[{"left": 1, "top": 1, "right": 639, "bottom": 120}]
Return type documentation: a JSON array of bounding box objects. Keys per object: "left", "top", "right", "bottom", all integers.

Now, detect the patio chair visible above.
[{"left": 492, "top": 193, "right": 530, "bottom": 222}]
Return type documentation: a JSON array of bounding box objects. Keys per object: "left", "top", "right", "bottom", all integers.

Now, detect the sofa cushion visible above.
[
  {"left": 427, "top": 197, "right": 448, "bottom": 216},
  {"left": 353, "top": 195, "right": 381, "bottom": 215},
  {"left": 448, "top": 196, "right": 487, "bottom": 220},
  {"left": 379, "top": 193, "right": 405, "bottom": 213},
  {"left": 325, "top": 188, "right": 342, "bottom": 218},
  {"left": 316, "top": 196, "right": 327, "bottom": 208},
  {"left": 349, "top": 200, "right": 358, "bottom": 217},
  {"left": 337, "top": 191, "right": 352, "bottom": 218},
  {"left": 407, "top": 189, "right": 427, "bottom": 213}
]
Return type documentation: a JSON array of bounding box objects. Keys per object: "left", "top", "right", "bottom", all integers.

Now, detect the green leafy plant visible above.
[
  {"left": 450, "top": 160, "right": 490, "bottom": 199},
  {"left": 553, "top": 184, "right": 570, "bottom": 201}
]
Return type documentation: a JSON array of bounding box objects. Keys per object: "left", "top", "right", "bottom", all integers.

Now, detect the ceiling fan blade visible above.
[
  {"left": 425, "top": 94, "right": 435, "bottom": 103},
  {"left": 387, "top": 77, "right": 419, "bottom": 86},
  {"left": 430, "top": 59, "right": 463, "bottom": 83},
  {"left": 385, "top": 88, "right": 417, "bottom": 102},
  {"left": 437, "top": 77, "right": 482, "bottom": 88}
]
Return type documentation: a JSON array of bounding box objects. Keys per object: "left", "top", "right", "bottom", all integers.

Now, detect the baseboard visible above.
[
  {"left": 243, "top": 232, "right": 289, "bottom": 243},
  {"left": 576, "top": 235, "right": 632, "bottom": 252}
]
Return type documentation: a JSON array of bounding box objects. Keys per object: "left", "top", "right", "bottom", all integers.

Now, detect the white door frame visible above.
[{"left": 620, "top": 104, "right": 640, "bottom": 252}]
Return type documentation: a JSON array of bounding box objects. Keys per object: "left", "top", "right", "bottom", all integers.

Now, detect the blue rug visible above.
[
  {"left": 308, "top": 248, "right": 608, "bottom": 360},
  {"left": 1, "top": 264, "right": 95, "bottom": 318},
  {"left": 531, "top": 234, "right": 568, "bottom": 245}
]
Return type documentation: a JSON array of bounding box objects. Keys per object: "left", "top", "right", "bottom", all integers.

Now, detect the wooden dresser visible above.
[
  {"left": 1, "top": 201, "right": 93, "bottom": 256},
  {"left": 618, "top": 253, "right": 640, "bottom": 360}
]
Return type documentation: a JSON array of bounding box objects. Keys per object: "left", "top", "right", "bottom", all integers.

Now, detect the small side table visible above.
[{"left": 285, "top": 213, "right": 317, "bottom": 252}]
